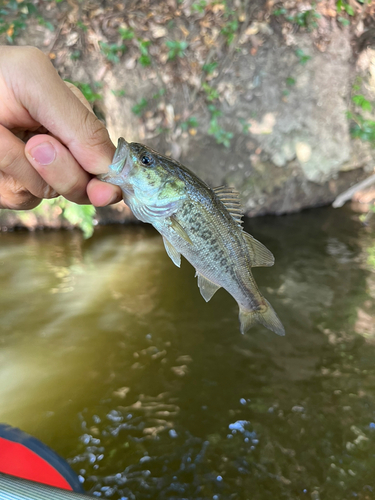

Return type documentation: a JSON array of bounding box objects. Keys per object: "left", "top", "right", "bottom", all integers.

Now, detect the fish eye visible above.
[{"left": 141, "top": 154, "right": 153, "bottom": 166}]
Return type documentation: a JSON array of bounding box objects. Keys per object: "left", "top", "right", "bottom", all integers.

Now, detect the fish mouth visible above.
[{"left": 97, "top": 137, "right": 130, "bottom": 183}]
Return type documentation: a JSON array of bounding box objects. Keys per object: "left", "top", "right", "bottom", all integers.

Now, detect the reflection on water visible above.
[{"left": 1, "top": 207, "right": 375, "bottom": 499}]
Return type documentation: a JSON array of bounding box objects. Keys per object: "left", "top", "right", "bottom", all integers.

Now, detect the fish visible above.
[{"left": 98, "top": 138, "right": 285, "bottom": 336}]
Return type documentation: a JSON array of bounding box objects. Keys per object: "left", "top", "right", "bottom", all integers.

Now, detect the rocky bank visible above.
[{"left": 1, "top": 0, "right": 375, "bottom": 230}]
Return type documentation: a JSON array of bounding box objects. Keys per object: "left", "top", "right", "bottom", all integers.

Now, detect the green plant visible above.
[
  {"left": 286, "top": 77, "right": 296, "bottom": 86},
  {"left": 202, "top": 61, "right": 218, "bottom": 74},
  {"left": 202, "top": 82, "right": 219, "bottom": 102},
  {"left": 153, "top": 88, "right": 166, "bottom": 99},
  {"left": 273, "top": 7, "right": 287, "bottom": 16},
  {"left": 181, "top": 116, "right": 199, "bottom": 130},
  {"left": 132, "top": 97, "right": 148, "bottom": 116},
  {"left": 37, "top": 16, "right": 54, "bottom": 31},
  {"left": 286, "top": 8, "right": 320, "bottom": 30},
  {"left": 337, "top": 16, "right": 350, "bottom": 26},
  {"left": 208, "top": 105, "right": 233, "bottom": 148},
  {"left": 99, "top": 41, "right": 126, "bottom": 64},
  {"left": 192, "top": 0, "right": 207, "bottom": 14},
  {"left": 166, "top": 40, "right": 188, "bottom": 60},
  {"left": 119, "top": 27, "right": 134, "bottom": 40},
  {"left": 70, "top": 50, "right": 81, "bottom": 60},
  {"left": 221, "top": 16, "right": 238, "bottom": 45},
  {"left": 352, "top": 94, "right": 372, "bottom": 112},
  {"left": 61, "top": 202, "right": 96, "bottom": 239},
  {"left": 111, "top": 89, "right": 126, "bottom": 97},
  {"left": 68, "top": 81, "right": 102, "bottom": 102},
  {"left": 32, "top": 199, "right": 96, "bottom": 239},
  {"left": 0, "top": 0, "right": 38, "bottom": 43},
  {"left": 347, "top": 79, "right": 375, "bottom": 145},
  {"left": 337, "top": 1, "right": 355, "bottom": 16},
  {"left": 238, "top": 118, "right": 250, "bottom": 134},
  {"left": 138, "top": 39, "right": 151, "bottom": 66},
  {"left": 76, "top": 20, "right": 87, "bottom": 31},
  {"left": 295, "top": 48, "right": 311, "bottom": 65},
  {"left": 347, "top": 112, "right": 375, "bottom": 144}
]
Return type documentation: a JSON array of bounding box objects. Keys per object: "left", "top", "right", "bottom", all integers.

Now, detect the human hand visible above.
[{"left": 0, "top": 45, "right": 122, "bottom": 210}]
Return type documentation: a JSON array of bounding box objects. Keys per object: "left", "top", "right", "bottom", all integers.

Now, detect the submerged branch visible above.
[{"left": 332, "top": 173, "right": 375, "bottom": 208}]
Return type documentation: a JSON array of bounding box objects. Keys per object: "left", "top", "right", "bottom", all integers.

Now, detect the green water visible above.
[{"left": 1, "top": 207, "right": 375, "bottom": 500}]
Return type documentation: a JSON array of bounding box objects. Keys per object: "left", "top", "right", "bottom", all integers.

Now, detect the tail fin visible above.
[{"left": 239, "top": 299, "right": 285, "bottom": 336}]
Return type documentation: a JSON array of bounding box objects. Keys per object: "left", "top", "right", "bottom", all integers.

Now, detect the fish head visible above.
[{"left": 99, "top": 138, "right": 186, "bottom": 206}]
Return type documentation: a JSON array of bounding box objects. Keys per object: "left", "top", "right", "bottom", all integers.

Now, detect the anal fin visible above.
[
  {"left": 197, "top": 273, "right": 221, "bottom": 302},
  {"left": 163, "top": 237, "right": 181, "bottom": 268},
  {"left": 242, "top": 232, "right": 274, "bottom": 267}
]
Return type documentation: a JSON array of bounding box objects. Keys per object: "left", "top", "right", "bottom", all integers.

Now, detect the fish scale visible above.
[{"left": 98, "top": 138, "right": 285, "bottom": 336}]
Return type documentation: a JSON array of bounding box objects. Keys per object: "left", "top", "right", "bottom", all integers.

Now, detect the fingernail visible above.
[{"left": 29, "top": 142, "right": 56, "bottom": 165}]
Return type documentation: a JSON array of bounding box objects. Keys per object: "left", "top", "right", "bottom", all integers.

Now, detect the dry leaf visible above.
[
  {"left": 180, "top": 25, "right": 189, "bottom": 37},
  {"left": 212, "top": 3, "right": 225, "bottom": 13}
]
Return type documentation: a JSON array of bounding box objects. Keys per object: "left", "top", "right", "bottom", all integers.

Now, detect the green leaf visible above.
[
  {"left": 152, "top": 88, "right": 166, "bottom": 99},
  {"left": 132, "top": 97, "right": 148, "bottom": 116},
  {"left": 295, "top": 48, "right": 311, "bottom": 65},
  {"left": 63, "top": 203, "right": 96, "bottom": 239},
  {"left": 77, "top": 20, "right": 88, "bottom": 32},
  {"left": 166, "top": 40, "right": 188, "bottom": 60},
  {"left": 352, "top": 94, "right": 372, "bottom": 112},
  {"left": 238, "top": 118, "right": 250, "bottom": 133},
  {"left": 202, "top": 61, "right": 218, "bottom": 74},
  {"left": 119, "top": 27, "right": 134, "bottom": 40},
  {"left": 338, "top": 16, "right": 350, "bottom": 26},
  {"left": 181, "top": 116, "right": 199, "bottom": 130},
  {"left": 344, "top": 3, "right": 354, "bottom": 15},
  {"left": 69, "top": 81, "right": 102, "bottom": 102},
  {"left": 192, "top": 0, "right": 207, "bottom": 13},
  {"left": 31, "top": 199, "right": 96, "bottom": 238},
  {"left": 202, "top": 82, "right": 219, "bottom": 101},
  {"left": 70, "top": 50, "right": 81, "bottom": 60},
  {"left": 286, "top": 77, "right": 296, "bottom": 86},
  {"left": 111, "top": 89, "right": 126, "bottom": 97},
  {"left": 26, "top": 3, "right": 37, "bottom": 14},
  {"left": 273, "top": 8, "right": 286, "bottom": 16}
]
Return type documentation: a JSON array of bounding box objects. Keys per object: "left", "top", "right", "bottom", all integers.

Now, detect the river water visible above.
[{"left": 0, "top": 206, "right": 375, "bottom": 500}]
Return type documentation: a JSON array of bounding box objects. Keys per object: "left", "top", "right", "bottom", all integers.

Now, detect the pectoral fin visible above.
[
  {"left": 163, "top": 237, "right": 181, "bottom": 268},
  {"left": 197, "top": 273, "right": 221, "bottom": 302},
  {"left": 169, "top": 216, "right": 193, "bottom": 244},
  {"left": 243, "top": 233, "right": 274, "bottom": 267}
]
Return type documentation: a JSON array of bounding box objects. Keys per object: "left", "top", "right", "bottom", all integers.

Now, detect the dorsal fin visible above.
[
  {"left": 213, "top": 186, "right": 243, "bottom": 227},
  {"left": 242, "top": 232, "right": 274, "bottom": 267}
]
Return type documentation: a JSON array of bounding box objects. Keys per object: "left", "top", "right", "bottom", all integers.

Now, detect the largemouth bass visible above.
[{"left": 99, "top": 138, "right": 285, "bottom": 336}]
